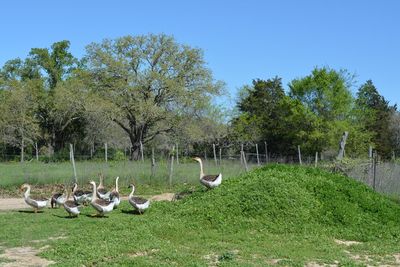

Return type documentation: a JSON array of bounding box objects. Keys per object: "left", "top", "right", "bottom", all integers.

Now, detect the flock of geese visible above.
[{"left": 19, "top": 157, "right": 222, "bottom": 217}]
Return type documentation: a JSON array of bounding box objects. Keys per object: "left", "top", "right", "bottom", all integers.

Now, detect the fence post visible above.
[
  {"left": 240, "top": 144, "right": 244, "bottom": 165},
  {"left": 264, "top": 141, "right": 268, "bottom": 164},
  {"left": 372, "top": 151, "right": 377, "bottom": 191},
  {"left": 298, "top": 145, "right": 302, "bottom": 165},
  {"left": 219, "top": 148, "right": 222, "bottom": 166},
  {"left": 315, "top": 152, "right": 318, "bottom": 168},
  {"left": 213, "top": 144, "right": 217, "bottom": 166},
  {"left": 70, "top": 143, "right": 77, "bottom": 183},
  {"left": 169, "top": 146, "right": 175, "bottom": 187},
  {"left": 176, "top": 143, "right": 179, "bottom": 165},
  {"left": 140, "top": 141, "right": 144, "bottom": 162},
  {"left": 241, "top": 150, "right": 248, "bottom": 172},
  {"left": 256, "top": 143, "right": 260, "bottom": 166},
  {"left": 21, "top": 138, "right": 24, "bottom": 163},
  {"left": 104, "top": 143, "right": 108, "bottom": 162},
  {"left": 35, "top": 142, "right": 39, "bottom": 161},
  {"left": 151, "top": 147, "right": 156, "bottom": 179}
]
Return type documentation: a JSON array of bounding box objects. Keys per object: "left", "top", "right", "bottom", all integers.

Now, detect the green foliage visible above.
[{"left": 1, "top": 165, "right": 400, "bottom": 266}]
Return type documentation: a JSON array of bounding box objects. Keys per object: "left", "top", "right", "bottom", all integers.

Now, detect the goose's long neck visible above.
[
  {"left": 72, "top": 184, "right": 77, "bottom": 193},
  {"left": 129, "top": 186, "right": 135, "bottom": 199},
  {"left": 24, "top": 186, "right": 30, "bottom": 199},
  {"left": 115, "top": 177, "right": 119, "bottom": 193},
  {"left": 198, "top": 160, "right": 205, "bottom": 179}
]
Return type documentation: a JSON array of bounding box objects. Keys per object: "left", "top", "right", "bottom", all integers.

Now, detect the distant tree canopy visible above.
[
  {"left": 0, "top": 34, "right": 224, "bottom": 160},
  {"left": 0, "top": 38, "right": 398, "bottom": 161},
  {"left": 230, "top": 67, "right": 396, "bottom": 158}
]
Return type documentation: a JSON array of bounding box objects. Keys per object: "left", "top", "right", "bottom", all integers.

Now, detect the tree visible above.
[
  {"left": 0, "top": 80, "right": 40, "bottom": 161},
  {"left": 84, "top": 34, "right": 222, "bottom": 160},
  {"left": 288, "top": 67, "right": 368, "bottom": 155},
  {"left": 355, "top": 80, "right": 397, "bottom": 157}
]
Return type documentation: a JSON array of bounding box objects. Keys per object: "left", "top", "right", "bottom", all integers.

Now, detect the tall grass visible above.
[{"left": 0, "top": 159, "right": 254, "bottom": 189}]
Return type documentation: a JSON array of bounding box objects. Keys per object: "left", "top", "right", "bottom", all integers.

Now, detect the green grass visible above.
[
  {"left": 0, "top": 159, "right": 252, "bottom": 196},
  {"left": 1, "top": 164, "right": 400, "bottom": 266}
]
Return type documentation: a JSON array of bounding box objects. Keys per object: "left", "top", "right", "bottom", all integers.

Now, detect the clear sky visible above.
[{"left": 1, "top": 0, "right": 399, "bottom": 107}]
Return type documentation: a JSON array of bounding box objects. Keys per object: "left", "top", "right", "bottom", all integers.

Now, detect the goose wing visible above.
[
  {"left": 110, "top": 191, "right": 119, "bottom": 200},
  {"left": 130, "top": 196, "right": 148, "bottom": 204},
  {"left": 64, "top": 200, "right": 79, "bottom": 208},
  {"left": 94, "top": 198, "right": 113, "bottom": 206},
  {"left": 201, "top": 174, "right": 220, "bottom": 182},
  {"left": 30, "top": 196, "right": 48, "bottom": 201}
]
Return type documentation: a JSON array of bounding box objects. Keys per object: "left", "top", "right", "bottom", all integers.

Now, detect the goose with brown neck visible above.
[
  {"left": 89, "top": 181, "right": 115, "bottom": 216},
  {"left": 110, "top": 177, "right": 121, "bottom": 209},
  {"left": 20, "top": 184, "right": 48, "bottom": 213},
  {"left": 97, "top": 174, "right": 111, "bottom": 200},
  {"left": 63, "top": 190, "right": 81, "bottom": 217},
  {"left": 193, "top": 157, "right": 222, "bottom": 188},
  {"left": 128, "top": 184, "right": 149, "bottom": 214}
]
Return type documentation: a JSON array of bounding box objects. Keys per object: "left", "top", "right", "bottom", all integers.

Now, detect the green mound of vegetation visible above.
[{"left": 169, "top": 164, "right": 400, "bottom": 241}]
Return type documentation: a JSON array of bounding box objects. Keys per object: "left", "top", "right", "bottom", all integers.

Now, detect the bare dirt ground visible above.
[
  {"left": 0, "top": 193, "right": 175, "bottom": 211},
  {"left": 0, "top": 246, "right": 54, "bottom": 267}
]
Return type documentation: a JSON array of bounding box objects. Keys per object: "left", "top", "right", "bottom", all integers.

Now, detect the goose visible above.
[
  {"left": 193, "top": 157, "right": 222, "bottom": 189},
  {"left": 63, "top": 191, "right": 81, "bottom": 217},
  {"left": 109, "top": 176, "right": 121, "bottom": 209},
  {"left": 20, "top": 184, "right": 48, "bottom": 213},
  {"left": 72, "top": 183, "right": 92, "bottom": 205},
  {"left": 97, "top": 174, "right": 111, "bottom": 200},
  {"left": 89, "top": 181, "right": 115, "bottom": 216},
  {"left": 128, "top": 184, "right": 149, "bottom": 214},
  {"left": 50, "top": 187, "right": 66, "bottom": 208}
]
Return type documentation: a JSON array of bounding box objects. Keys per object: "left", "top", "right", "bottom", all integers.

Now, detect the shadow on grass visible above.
[
  {"left": 17, "top": 210, "right": 44, "bottom": 213},
  {"left": 121, "top": 209, "right": 142, "bottom": 215},
  {"left": 52, "top": 214, "right": 79, "bottom": 219},
  {"left": 85, "top": 214, "right": 109, "bottom": 218}
]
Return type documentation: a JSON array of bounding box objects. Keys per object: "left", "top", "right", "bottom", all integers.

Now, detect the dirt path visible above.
[{"left": 0, "top": 193, "right": 175, "bottom": 211}]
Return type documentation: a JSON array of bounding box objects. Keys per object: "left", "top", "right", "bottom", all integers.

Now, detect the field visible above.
[
  {"left": 0, "top": 159, "right": 253, "bottom": 196},
  {"left": 1, "top": 164, "right": 400, "bottom": 266}
]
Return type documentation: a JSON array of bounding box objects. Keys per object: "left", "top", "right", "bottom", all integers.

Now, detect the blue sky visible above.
[{"left": 1, "top": 0, "right": 399, "bottom": 107}]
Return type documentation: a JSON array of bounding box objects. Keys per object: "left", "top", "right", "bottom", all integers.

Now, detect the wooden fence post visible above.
[
  {"left": 213, "top": 144, "right": 217, "bottom": 166},
  {"left": 140, "top": 141, "right": 144, "bottom": 162},
  {"left": 219, "top": 148, "right": 222, "bottom": 166},
  {"left": 70, "top": 143, "right": 77, "bottom": 183},
  {"left": 169, "top": 146, "right": 175, "bottom": 187},
  {"left": 21, "top": 138, "right": 24, "bottom": 163},
  {"left": 240, "top": 144, "right": 244, "bottom": 165},
  {"left": 372, "top": 151, "right": 377, "bottom": 190},
  {"left": 151, "top": 147, "right": 156, "bottom": 179},
  {"left": 315, "top": 152, "right": 318, "bottom": 168},
  {"left": 337, "top": 131, "right": 349, "bottom": 160},
  {"left": 264, "top": 142, "right": 268, "bottom": 163},
  {"left": 256, "top": 143, "right": 260, "bottom": 166},
  {"left": 298, "top": 145, "right": 302, "bottom": 165},
  {"left": 241, "top": 150, "right": 248, "bottom": 172},
  {"left": 104, "top": 143, "right": 108, "bottom": 162},
  {"left": 35, "top": 142, "right": 39, "bottom": 161},
  {"left": 176, "top": 143, "right": 179, "bottom": 165}
]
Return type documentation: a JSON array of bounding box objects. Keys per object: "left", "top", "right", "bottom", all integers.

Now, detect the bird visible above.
[
  {"left": 50, "top": 186, "right": 66, "bottom": 208},
  {"left": 63, "top": 191, "right": 81, "bottom": 217},
  {"left": 71, "top": 182, "right": 92, "bottom": 205},
  {"left": 97, "top": 174, "right": 111, "bottom": 200},
  {"left": 193, "top": 157, "right": 222, "bottom": 189},
  {"left": 128, "top": 184, "right": 150, "bottom": 214},
  {"left": 89, "top": 181, "right": 115, "bottom": 217},
  {"left": 109, "top": 176, "right": 121, "bottom": 209},
  {"left": 20, "top": 183, "right": 48, "bottom": 213}
]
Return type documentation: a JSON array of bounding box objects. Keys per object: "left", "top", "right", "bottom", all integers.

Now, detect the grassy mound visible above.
[{"left": 168, "top": 164, "right": 400, "bottom": 241}]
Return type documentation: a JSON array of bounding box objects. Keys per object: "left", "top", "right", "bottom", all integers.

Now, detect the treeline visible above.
[
  {"left": 0, "top": 34, "right": 225, "bottom": 161},
  {"left": 0, "top": 34, "right": 399, "bottom": 161},
  {"left": 229, "top": 69, "right": 399, "bottom": 158}
]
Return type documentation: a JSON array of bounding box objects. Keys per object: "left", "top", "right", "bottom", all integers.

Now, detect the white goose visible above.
[
  {"left": 72, "top": 183, "right": 92, "bottom": 204},
  {"left": 110, "top": 176, "right": 121, "bottom": 209},
  {"left": 193, "top": 157, "right": 222, "bottom": 189},
  {"left": 89, "top": 181, "right": 115, "bottom": 216},
  {"left": 128, "top": 184, "right": 150, "bottom": 214},
  {"left": 20, "top": 184, "right": 48, "bottom": 213},
  {"left": 97, "top": 174, "right": 111, "bottom": 200},
  {"left": 63, "top": 191, "right": 81, "bottom": 217}
]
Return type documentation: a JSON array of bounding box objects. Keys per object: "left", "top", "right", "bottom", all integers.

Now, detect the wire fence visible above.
[{"left": 1, "top": 144, "right": 399, "bottom": 197}]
